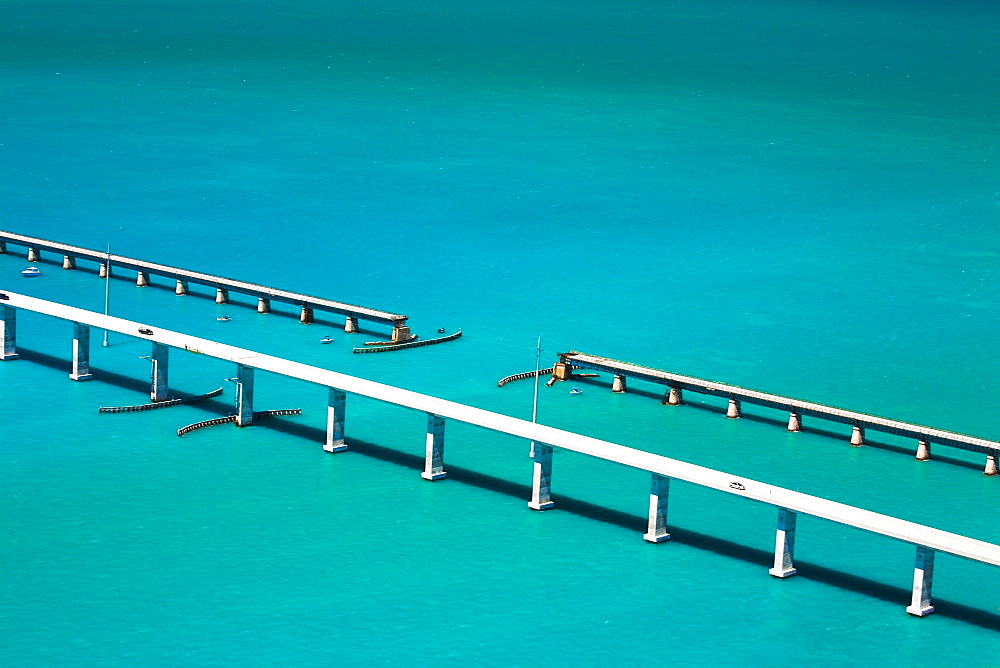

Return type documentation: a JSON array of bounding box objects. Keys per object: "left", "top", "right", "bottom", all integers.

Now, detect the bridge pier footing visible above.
[
  {"left": 99, "top": 263, "right": 109, "bottom": 279},
  {"left": 136, "top": 271, "right": 150, "bottom": 287},
  {"left": 27, "top": 248, "right": 39, "bottom": 262},
  {"left": 612, "top": 374, "right": 627, "bottom": 393},
  {"left": 70, "top": 323, "right": 92, "bottom": 381},
  {"left": 324, "top": 388, "right": 347, "bottom": 452},
  {"left": 906, "top": 546, "right": 936, "bottom": 616},
  {"left": 0, "top": 305, "right": 18, "bottom": 360},
  {"left": 916, "top": 440, "right": 931, "bottom": 461},
  {"left": 345, "top": 316, "right": 358, "bottom": 333},
  {"left": 666, "top": 386, "right": 683, "bottom": 406},
  {"left": 528, "top": 443, "right": 554, "bottom": 510},
  {"left": 851, "top": 425, "right": 866, "bottom": 447},
  {"left": 985, "top": 454, "right": 998, "bottom": 476},
  {"left": 62, "top": 255, "right": 75, "bottom": 270},
  {"left": 391, "top": 324, "right": 411, "bottom": 343},
  {"left": 300, "top": 306, "right": 313, "bottom": 324},
  {"left": 422, "top": 414, "right": 447, "bottom": 481},
  {"left": 769, "top": 508, "right": 798, "bottom": 578},
  {"left": 726, "top": 398, "right": 741, "bottom": 419},
  {"left": 175, "top": 280, "right": 188, "bottom": 295},
  {"left": 257, "top": 297, "right": 270, "bottom": 314},
  {"left": 643, "top": 473, "right": 671, "bottom": 542},
  {"left": 215, "top": 288, "right": 229, "bottom": 304}
]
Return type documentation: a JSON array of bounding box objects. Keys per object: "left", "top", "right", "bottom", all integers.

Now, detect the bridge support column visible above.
[
  {"left": 985, "top": 454, "right": 998, "bottom": 476},
  {"left": 257, "top": 297, "right": 270, "bottom": 314},
  {"left": 235, "top": 364, "right": 254, "bottom": 427},
  {"left": 666, "top": 386, "right": 683, "bottom": 406},
  {"left": 391, "top": 324, "right": 411, "bottom": 343},
  {"left": 726, "top": 398, "right": 741, "bottom": 419},
  {"left": 215, "top": 288, "right": 229, "bottom": 304},
  {"left": 62, "top": 255, "right": 76, "bottom": 270},
  {"left": 175, "top": 280, "right": 188, "bottom": 295},
  {"left": 299, "top": 306, "right": 313, "bottom": 324},
  {"left": 1, "top": 305, "right": 18, "bottom": 360},
  {"left": 850, "top": 425, "right": 865, "bottom": 447},
  {"left": 69, "top": 323, "right": 92, "bottom": 381},
  {"left": 344, "top": 316, "right": 358, "bottom": 333},
  {"left": 787, "top": 412, "right": 802, "bottom": 432},
  {"left": 769, "top": 508, "right": 798, "bottom": 578},
  {"left": 916, "top": 440, "right": 931, "bottom": 461},
  {"left": 906, "top": 545, "right": 936, "bottom": 617},
  {"left": 528, "top": 443, "right": 554, "bottom": 510},
  {"left": 324, "top": 388, "right": 347, "bottom": 452},
  {"left": 150, "top": 343, "right": 169, "bottom": 402},
  {"left": 100, "top": 262, "right": 109, "bottom": 279},
  {"left": 612, "top": 374, "right": 627, "bottom": 393},
  {"left": 136, "top": 271, "right": 150, "bottom": 287},
  {"left": 27, "top": 248, "right": 40, "bottom": 262},
  {"left": 422, "top": 414, "right": 447, "bottom": 481},
  {"left": 643, "top": 473, "right": 671, "bottom": 542},
  {"left": 550, "top": 361, "right": 573, "bottom": 384}
]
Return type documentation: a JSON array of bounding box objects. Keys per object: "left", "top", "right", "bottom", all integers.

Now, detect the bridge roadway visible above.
[
  {"left": 2, "top": 290, "right": 1000, "bottom": 617},
  {"left": 561, "top": 352, "right": 1000, "bottom": 461},
  {"left": 0, "top": 231, "right": 409, "bottom": 337}
]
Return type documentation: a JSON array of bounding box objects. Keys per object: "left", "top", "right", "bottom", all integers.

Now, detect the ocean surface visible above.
[{"left": 2, "top": 0, "right": 999, "bottom": 664}]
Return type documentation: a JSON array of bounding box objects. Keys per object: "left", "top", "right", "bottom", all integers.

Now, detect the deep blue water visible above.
[{"left": 1, "top": 0, "right": 999, "bottom": 664}]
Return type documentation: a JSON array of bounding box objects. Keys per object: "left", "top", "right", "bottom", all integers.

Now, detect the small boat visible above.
[
  {"left": 216, "top": 315, "right": 231, "bottom": 322},
  {"left": 320, "top": 336, "right": 335, "bottom": 344},
  {"left": 21, "top": 267, "right": 41, "bottom": 277},
  {"left": 569, "top": 387, "right": 583, "bottom": 395},
  {"left": 437, "top": 328, "right": 446, "bottom": 334}
]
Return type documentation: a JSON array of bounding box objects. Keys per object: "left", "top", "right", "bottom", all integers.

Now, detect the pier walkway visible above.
[
  {"left": 555, "top": 352, "right": 1000, "bottom": 473},
  {"left": 2, "top": 290, "right": 1000, "bottom": 618},
  {"left": 0, "top": 231, "right": 411, "bottom": 342}
]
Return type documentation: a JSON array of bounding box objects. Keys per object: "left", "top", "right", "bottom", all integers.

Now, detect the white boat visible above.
[
  {"left": 216, "top": 315, "right": 231, "bottom": 322},
  {"left": 21, "top": 266, "right": 41, "bottom": 277},
  {"left": 569, "top": 387, "right": 583, "bottom": 395},
  {"left": 320, "top": 336, "right": 335, "bottom": 344}
]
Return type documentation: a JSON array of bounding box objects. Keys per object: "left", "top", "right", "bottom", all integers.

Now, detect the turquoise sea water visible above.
[{"left": 2, "top": 0, "right": 999, "bottom": 664}]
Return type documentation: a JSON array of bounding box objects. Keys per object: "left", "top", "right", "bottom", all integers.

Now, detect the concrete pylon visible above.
[
  {"left": 1, "top": 305, "right": 18, "bottom": 360},
  {"left": 150, "top": 343, "right": 169, "bottom": 402},
  {"left": 62, "top": 255, "right": 76, "bottom": 270},
  {"left": 726, "top": 398, "right": 741, "bottom": 419},
  {"left": 769, "top": 508, "right": 798, "bottom": 578},
  {"left": 257, "top": 297, "right": 270, "bottom": 313},
  {"left": 215, "top": 288, "right": 229, "bottom": 304},
  {"left": 27, "top": 248, "right": 39, "bottom": 262},
  {"left": 906, "top": 546, "right": 936, "bottom": 617},
  {"left": 667, "top": 386, "right": 683, "bottom": 406},
  {"left": 344, "top": 316, "right": 358, "bottom": 333},
  {"left": 528, "top": 443, "right": 554, "bottom": 510},
  {"left": 643, "top": 473, "right": 670, "bottom": 543},
  {"left": 916, "top": 440, "right": 931, "bottom": 461},
  {"left": 324, "top": 388, "right": 347, "bottom": 452},
  {"left": 985, "top": 454, "right": 998, "bottom": 476},
  {"left": 175, "top": 280, "right": 188, "bottom": 295},
  {"left": 99, "top": 263, "right": 109, "bottom": 279},
  {"left": 612, "top": 374, "right": 627, "bottom": 393},
  {"left": 391, "top": 324, "right": 411, "bottom": 343},
  {"left": 300, "top": 306, "right": 313, "bottom": 324},
  {"left": 235, "top": 364, "right": 254, "bottom": 427},
  {"left": 787, "top": 412, "right": 802, "bottom": 432},
  {"left": 422, "top": 413, "right": 447, "bottom": 481},
  {"left": 70, "top": 322, "right": 92, "bottom": 381},
  {"left": 850, "top": 425, "right": 865, "bottom": 447},
  {"left": 136, "top": 271, "right": 150, "bottom": 287}
]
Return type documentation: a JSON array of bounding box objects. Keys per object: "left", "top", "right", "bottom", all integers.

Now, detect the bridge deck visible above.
[
  {"left": 0, "top": 231, "right": 405, "bottom": 325},
  {"left": 3, "top": 290, "right": 1000, "bottom": 568},
  {"left": 564, "top": 352, "right": 1000, "bottom": 455}
]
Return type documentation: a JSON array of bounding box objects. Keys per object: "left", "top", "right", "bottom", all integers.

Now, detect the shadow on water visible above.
[
  {"left": 569, "top": 376, "right": 987, "bottom": 473},
  {"left": 233, "top": 414, "right": 1000, "bottom": 632}
]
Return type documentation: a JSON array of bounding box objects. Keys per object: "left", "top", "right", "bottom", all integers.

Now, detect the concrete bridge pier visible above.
[
  {"left": 344, "top": 317, "right": 358, "bottom": 333},
  {"left": 850, "top": 425, "right": 866, "bottom": 447},
  {"left": 62, "top": 255, "right": 76, "bottom": 270},
  {"left": 300, "top": 306, "right": 313, "bottom": 324},
  {"left": 769, "top": 508, "right": 798, "bottom": 578},
  {"left": 150, "top": 343, "right": 169, "bottom": 402},
  {"left": 787, "top": 412, "right": 802, "bottom": 432},
  {"left": 916, "top": 440, "right": 931, "bottom": 461},
  {"left": 0, "top": 241, "right": 6, "bottom": 254},
  {"left": 99, "top": 263, "right": 109, "bottom": 279},
  {"left": 726, "top": 398, "right": 741, "bottom": 419},
  {"left": 391, "top": 324, "right": 411, "bottom": 343},
  {"left": 175, "top": 280, "right": 188, "bottom": 295},
  {"left": 666, "top": 386, "right": 683, "bottom": 406},
  {"left": 528, "top": 443, "right": 554, "bottom": 510},
  {"left": 69, "top": 323, "right": 92, "bottom": 381},
  {"left": 257, "top": 297, "right": 270, "bottom": 314},
  {"left": 550, "top": 361, "right": 573, "bottom": 384},
  {"left": 985, "top": 454, "right": 998, "bottom": 476},
  {"left": 643, "top": 473, "right": 671, "bottom": 542},
  {"left": 324, "top": 388, "right": 347, "bottom": 452},
  {"left": 235, "top": 364, "right": 254, "bottom": 426},
  {"left": 1, "top": 305, "right": 18, "bottom": 360},
  {"left": 422, "top": 414, "right": 447, "bottom": 481},
  {"left": 136, "top": 271, "right": 150, "bottom": 287},
  {"left": 215, "top": 288, "right": 229, "bottom": 304},
  {"left": 906, "top": 545, "right": 936, "bottom": 616},
  {"left": 27, "top": 248, "right": 40, "bottom": 262},
  {"left": 612, "top": 374, "right": 627, "bottom": 393}
]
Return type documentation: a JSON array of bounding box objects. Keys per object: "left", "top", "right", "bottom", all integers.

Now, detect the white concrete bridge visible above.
[{"left": 2, "top": 290, "right": 999, "bottom": 619}]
